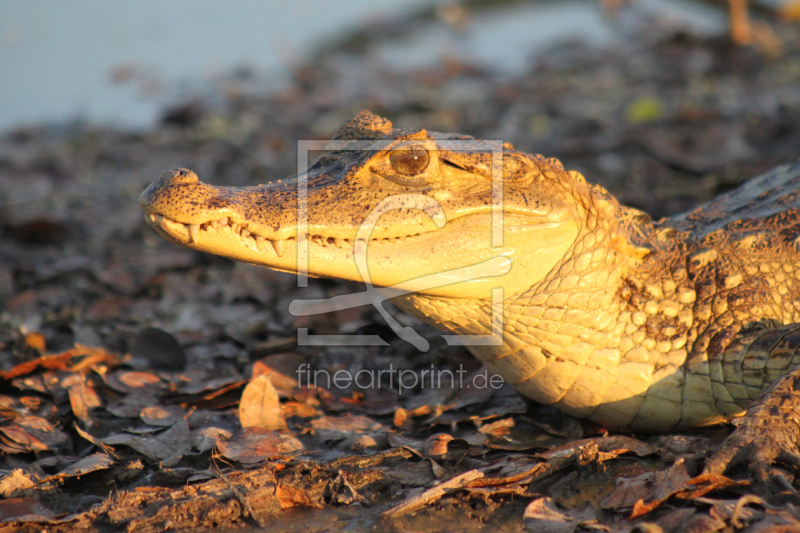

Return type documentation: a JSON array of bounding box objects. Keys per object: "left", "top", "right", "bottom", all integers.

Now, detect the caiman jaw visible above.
[
  {"left": 147, "top": 212, "right": 294, "bottom": 257},
  {"left": 144, "top": 211, "right": 423, "bottom": 261}
]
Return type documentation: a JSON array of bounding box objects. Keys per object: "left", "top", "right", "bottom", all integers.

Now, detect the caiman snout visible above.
[
  {"left": 139, "top": 168, "right": 224, "bottom": 224},
  {"left": 140, "top": 168, "right": 198, "bottom": 210}
]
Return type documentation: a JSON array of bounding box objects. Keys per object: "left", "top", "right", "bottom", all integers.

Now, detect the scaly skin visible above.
[{"left": 140, "top": 111, "right": 800, "bottom": 438}]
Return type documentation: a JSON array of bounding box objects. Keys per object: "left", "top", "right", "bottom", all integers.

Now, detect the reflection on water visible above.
[{"left": 0, "top": 0, "right": 726, "bottom": 132}]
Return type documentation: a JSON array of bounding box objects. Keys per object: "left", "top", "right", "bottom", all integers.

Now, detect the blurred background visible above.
[{"left": 2, "top": 0, "right": 740, "bottom": 131}]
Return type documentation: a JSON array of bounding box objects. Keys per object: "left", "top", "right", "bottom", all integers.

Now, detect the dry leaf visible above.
[
  {"left": 140, "top": 405, "right": 185, "bottom": 427},
  {"left": 0, "top": 498, "right": 55, "bottom": 522},
  {"left": 217, "top": 427, "right": 282, "bottom": 464},
  {"left": 239, "top": 374, "right": 287, "bottom": 431},
  {"left": 276, "top": 483, "right": 323, "bottom": 509},
  {"left": 193, "top": 427, "right": 233, "bottom": 453},
  {"left": 103, "top": 419, "right": 192, "bottom": 466},
  {"left": 62, "top": 373, "right": 102, "bottom": 422},
  {"left": 523, "top": 497, "right": 596, "bottom": 533},
  {"left": 54, "top": 453, "right": 114, "bottom": 479},
  {"left": 0, "top": 470, "right": 36, "bottom": 498},
  {"left": 424, "top": 434, "right": 454, "bottom": 459},
  {"left": 116, "top": 371, "right": 162, "bottom": 389}
]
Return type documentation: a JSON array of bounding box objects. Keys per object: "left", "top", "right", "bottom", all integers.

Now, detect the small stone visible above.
[{"left": 130, "top": 327, "right": 186, "bottom": 371}]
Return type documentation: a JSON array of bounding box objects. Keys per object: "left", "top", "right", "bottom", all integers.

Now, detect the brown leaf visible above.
[
  {"left": 680, "top": 474, "right": 748, "bottom": 500},
  {"left": 0, "top": 353, "right": 73, "bottom": 380},
  {"left": 0, "top": 498, "right": 54, "bottom": 522},
  {"left": 602, "top": 472, "right": 656, "bottom": 511},
  {"left": 599, "top": 459, "right": 691, "bottom": 518},
  {"left": 523, "top": 497, "right": 596, "bottom": 533},
  {"left": 387, "top": 432, "right": 425, "bottom": 456},
  {"left": 394, "top": 407, "right": 408, "bottom": 428},
  {"left": 24, "top": 332, "right": 46, "bottom": 353},
  {"left": 424, "top": 433, "right": 454, "bottom": 459},
  {"left": 698, "top": 495, "right": 763, "bottom": 526},
  {"left": 62, "top": 373, "right": 102, "bottom": 422},
  {"left": 103, "top": 419, "right": 192, "bottom": 466},
  {"left": 116, "top": 371, "right": 162, "bottom": 390},
  {"left": 595, "top": 435, "right": 655, "bottom": 456},
  {"left": 310, "top": 414, "right": 385, "bottom": 441},
  {"left": 485, "top": 418, "right": 566, "bottom": 451},
  {"left": 193, "top": 427, "right": 233, "bottom": 453},
  {"left": 53, "top": 453, "right": 115, "bottom": 479},
  {"left": 74, "top": 425, "right": 118, "bottom": 457},
  {"left": 0, "top": 345, "right": 120, "bottom": 381},
  {"left": 239, "top": 374, "right": 287, "bottom": 431},
  {"left": 217, "top": 427, "right": 282, "bottom": 464},
  {"left": 430, "top": 459, "right": 446, "bottom": 478},
  {"left": 178, "top": 376, "right": 248, "bottom": 409},
  {"left": 280, "top": 401, "right": 321, "bottom": 418},
  {"left": 276, "top": 483, "right": 323, "bottom": 509},
  {"left": 0, "top": 417, "right": 68, "bottom": 453},
  {"left": 140, "top": 405, "right": 185, "bottom": 427}
]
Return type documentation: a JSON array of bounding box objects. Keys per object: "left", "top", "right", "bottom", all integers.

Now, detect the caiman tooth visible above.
[
  {"left": 242, "top": 229, "right": 250, "bottom": 239},
  {"left": 232, "top": 223, "right": 241, "bottom": 234},
  {"left": 188, "top": 224, "right": 200, "bottom": 243},
  {"left": 218, "top": 217, "right": 228, "bottom": 226},
  {"left": 255, "top": 235, "right": 265, "bottom": 251},
  {"left": 272, "top": 239, "right": 285, "bottom": 257},
  {"left": 334, "top": 237, "right": 343, "bottom": 248}
]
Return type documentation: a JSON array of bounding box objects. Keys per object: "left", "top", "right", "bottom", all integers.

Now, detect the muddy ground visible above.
[{"left": 2, "top": 2, "right": 800, "bottom": 532}]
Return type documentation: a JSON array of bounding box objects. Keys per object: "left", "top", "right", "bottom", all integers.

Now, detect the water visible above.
[{"left": 0, "top": 0, "right": 727, "bottom": 133}]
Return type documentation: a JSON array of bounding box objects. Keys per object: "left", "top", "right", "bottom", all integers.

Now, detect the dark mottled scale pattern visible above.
[{"left": 651, "top": 160, "right": 800, "bottom": 428}]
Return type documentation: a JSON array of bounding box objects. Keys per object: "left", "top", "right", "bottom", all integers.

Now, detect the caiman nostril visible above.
[{"left": 168, "top": 168, "right": 199, "bottom": 184}]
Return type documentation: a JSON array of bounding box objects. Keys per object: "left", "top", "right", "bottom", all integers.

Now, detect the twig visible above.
[{"left": 382, "top": 469, "right": 484, "bottom": 517}]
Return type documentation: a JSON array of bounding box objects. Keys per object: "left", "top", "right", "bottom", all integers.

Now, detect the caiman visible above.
[{"left": 140, "top": 111, "right": 800, "bottom": 484}]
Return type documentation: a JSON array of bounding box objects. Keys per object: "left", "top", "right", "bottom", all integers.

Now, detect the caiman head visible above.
[{"left": 140, "top": 111, "right": 630, "bottom": 302}]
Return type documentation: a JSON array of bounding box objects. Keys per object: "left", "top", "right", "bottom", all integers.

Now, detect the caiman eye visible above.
[{"left": 389, "top": 146, "right": 429, "bottom": 175}]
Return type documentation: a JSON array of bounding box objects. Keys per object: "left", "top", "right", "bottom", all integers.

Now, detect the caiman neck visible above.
[
  {"left": 393, "top": 184, "right": 633, "bottom": 344},
  {"left": 392, "top": 188, "right": 675, "bottom": 428}
]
